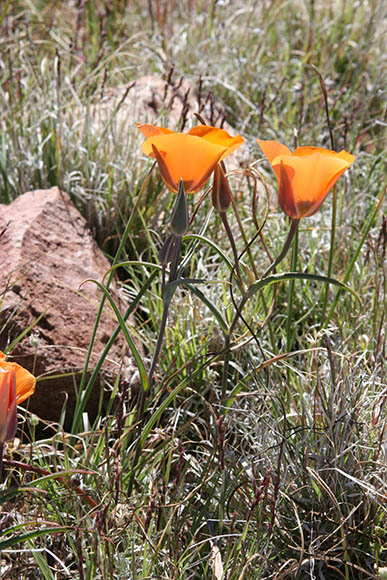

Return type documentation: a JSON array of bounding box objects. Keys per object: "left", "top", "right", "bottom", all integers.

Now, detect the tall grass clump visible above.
[{"left": 0, "top": 1, "right": 385, "bottom": 579}]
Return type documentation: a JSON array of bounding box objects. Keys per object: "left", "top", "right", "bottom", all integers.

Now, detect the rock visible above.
[
  {"left": 95, "top": 75, "right": 227, "bottom": 132},
  {"left": 89, "top": 75, "right": 248, "bottom": 169},
  {"left": 0, "top": 187, "right": 136, "bottom": 429}
]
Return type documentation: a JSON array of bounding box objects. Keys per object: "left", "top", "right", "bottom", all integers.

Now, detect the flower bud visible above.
[
  {"left": 171, "top": 179, "right": 189, "bottom": 236},
  {"left": 158, "top": 234, "right": 177, "bottom": 265},
  {"left": 212, "top": 164, "right": 232, "bottom": 212}
]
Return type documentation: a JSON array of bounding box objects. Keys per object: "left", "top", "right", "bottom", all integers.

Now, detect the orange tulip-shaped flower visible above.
[
  {"left": 0, "top": 368, "right": 17, "bottom": 443},
  {"left": 0, "top": 351, "right": 36, "bottom": 442},
  {"left": 257, "top": 140, "right": 355, "bottom": 219},
  {"left": 137, "top": 123, "right": 244, "bottom": 194}
]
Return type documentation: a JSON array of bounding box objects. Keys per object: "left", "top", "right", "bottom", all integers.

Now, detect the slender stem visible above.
[
  {"left": 321, "top": 185, "right": 337, "bottom": 321},
  {"left": 310, "top": 65, "right": 335, "bottom": 150},
  {"left": 230, "top": 195, "right": 258, "bottom": 279},
  {"left": 128, "top": 235, "right": 182, "bottom": 495},
  {"left": 169, "top": 236, "right": 182, "bottom": 282},
  {"left": 221, "top": 220, "right": 300, "bottom": 400},
  {"left": 220, "top": 211, "right": 244, "bottom": 290},
  {"left": 286, "top": 223, "right": 299, "bottom": 355},
  {"left": 323, "top": 186, "right": 385, "bottom": 330},
  {"left": 147, "top": 301, "right": 171, "bottom": 391},
  {"left": 0, "top": 1, "right": 11, "bottom": 27},
  {"left": 310, "top": 66, "right": 338, "bottom": 323},
  {"left": 221, "top": 335, "right": 231, "bottom": 401},
  {"left": 261, "top": 218, "right": 300, "bottom": 279},
  {"left": 148, "top": 235, "right": 182, "bottom": 389},
  {"left": 127, "top": 387, "right": 145, "bottom": 496},
  {"left": 219, "top": 211, "right": 244, "bottom": 397},
  {"left": 226, "top": 219, "right": 300, "bottom": 352}
]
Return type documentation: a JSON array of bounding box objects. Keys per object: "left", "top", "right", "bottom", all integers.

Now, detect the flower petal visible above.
[
  {"left": 257, "top": 140, "right": 355, "bottom": 218},
  {"left": 337, "top": 150, "right": 356, "bottom": 164},
  {"left": 144, "top": 134, "right": 227, "bottom": 193},
  {"left": 257, "top": 140, "right": 291, "bottom": 163},
  {"left": 0, "top": 358, "right": 36, "bottom": 405},
  {"left": 151, "top": 144, "right": 179, "bottom": 192},
  {"left": 277, "top": 161, "right": 298, "bottom": 218},
  {"left": 0, "top": 367, "right": 17, "bottom": 442},
  {"left": 189, "top": 126, "right": 244, "bottom": 159},
  {"left": 272, "top": 152, "right": 353, "bottom": 217},
  {"left": 14, "top": 364, "right": 36, "bottom": 405},
  {"left": 138, "top": 124, "right": 175, "bottom": 156},
  {"left": 292, "top": 146, "right": 355, "bottom": 167},
  {"left": 292, "top": 146, "right": 331, "bottom": 157},
  {"left": 138, "top": 123, "right": 243, "bottom": 194}
]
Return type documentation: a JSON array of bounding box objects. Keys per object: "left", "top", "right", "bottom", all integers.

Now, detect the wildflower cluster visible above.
[
  {"left": 137, "top": 122, "right": 355, "bottom": 388},
  {"left": 138, "top": 123, "right": 354, "bottom": 218}
]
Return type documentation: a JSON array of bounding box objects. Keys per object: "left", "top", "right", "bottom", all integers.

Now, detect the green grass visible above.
[{"left": 0, "top": 1, "right": 386, "bottom": 578}]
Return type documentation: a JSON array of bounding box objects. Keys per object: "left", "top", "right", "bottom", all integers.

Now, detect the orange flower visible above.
[
  {"left": 257, "top": 140, "right": 355, "bottom": 219},
  {"left": 0, "top": 351, "right": 35, "bottom": 442},
  {"left": 137, "top": 123, "right": 244, "bottom": 194},
  {"left": 0, "top": 368, "right": 17, "bottom": 442}
]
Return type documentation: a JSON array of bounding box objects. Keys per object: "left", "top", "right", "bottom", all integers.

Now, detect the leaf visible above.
[
  {"left": 183, "top": 233, "right": 234, "bottom": 272},
  {"left": 71, "top": 268, "right": 158, "bottom": 434},
  {"left": 184, "top": 283, "right": 229, "bottom": 335},
  {"left": 79, "top": 279, "right": 148, "bottom": 391},
  {"left": 0, "top": 527, "right": 71, "bottom": 551},
  {"left": 210, "top": 539, "right": 224, "bottom": 580},
  {"left": 310, "top": 477, "right": 323, "bottom": 500},
  {"left": 163, "top": 278, "right": 205, "bottom": 304},
  {"left": 244, "top": 272, "right": 361, "bottom": 305},
  {"left": 324, "top": 186, "right": 385, "bottom": 327}
]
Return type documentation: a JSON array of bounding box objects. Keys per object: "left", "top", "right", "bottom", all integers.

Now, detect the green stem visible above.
[
  {"left": 0, "top": 0, "right": 11, "bottom": 27},
  {"left": 222, "top": 220, "right": 300, "bottom": 398},
  {"left": 70, "top": 269, "right": 158, "bottom": 436},
  {"left": 228, "top": 219, "right": 300, "bottom": 344},
  {"left": 169, "top": 236, "right": 183, "bottom": 282},
  {"left": 230, "top": 194, "right": 258, "bottom": 279},
  {"left": 262, "top": 219, "right": 300, "bottom": 279},
  {"left": 128, "top": 235, "right": 182, "bottom": 495},
  {"left": 286, "top": 223, "right": 299, "bottom": 355},
  {"left": 323, "top": 187, "right": 385, "bottom": 329},
  {"left": 148, "top": 235, "right": 182, "bottom": 389},
  {"left": 127, "top": 387, "right": 145, "bottom": 496},
  {"left": 221, "top": 334, "right": 231, "bottom": 401},
  {"left": 219, "top": 210, "right": 246, "bottom": 397},
  {"left": 147, "top": 299, "right": 172, "bottom": 391},
  {"left": 72, "top": 166, "right": 154, "bottom": 434},
  {"left": 220, "top": 211, "right": 244, "bottom": 290},
  {"left": 71, "top": 214, "right": 134, "bottom": 435},
  {"left": 321, "top": 185, "right": 337, "bottom": 320}
]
